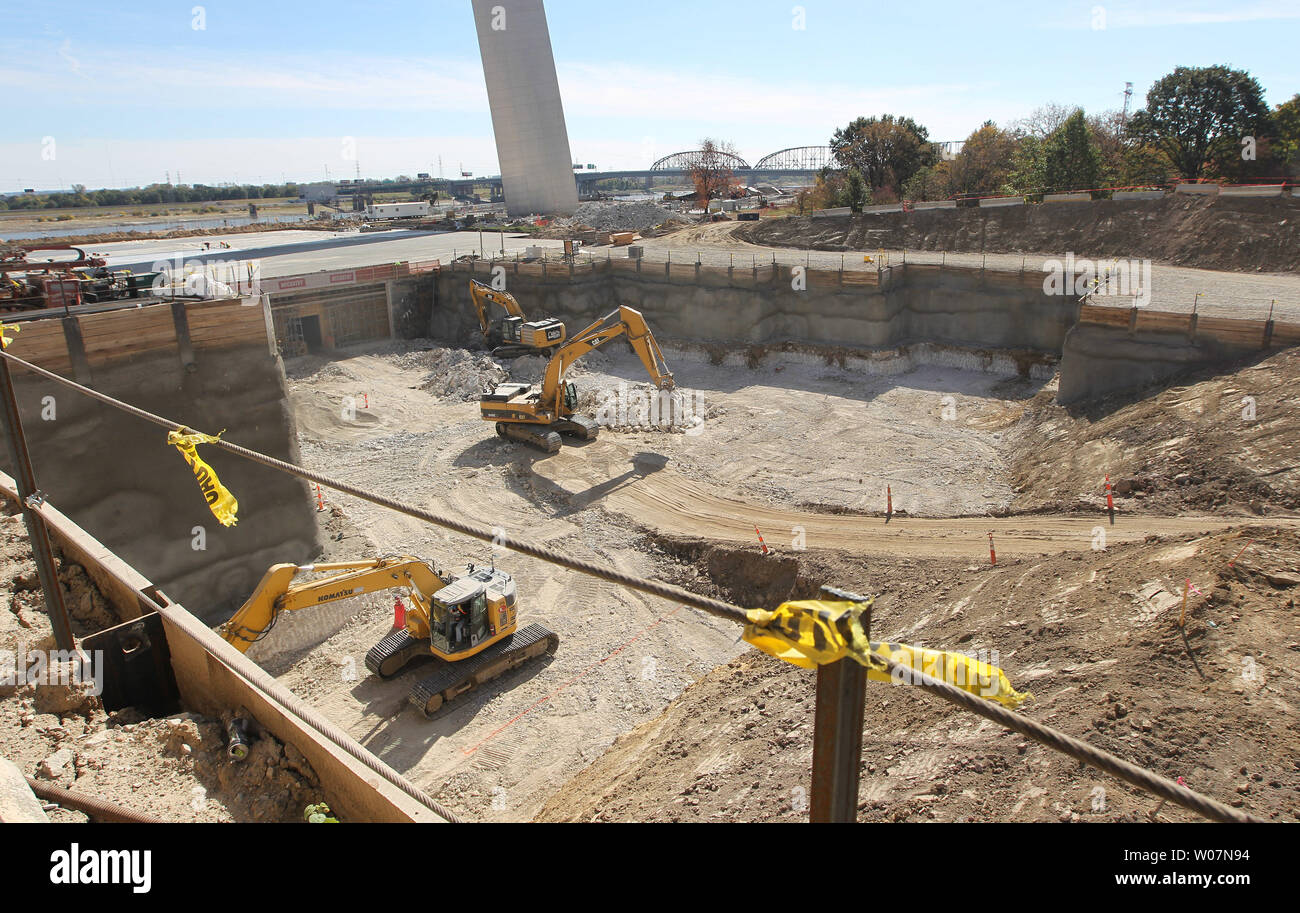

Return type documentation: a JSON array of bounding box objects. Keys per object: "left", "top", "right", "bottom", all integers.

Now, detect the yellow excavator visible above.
[
  {"left": 480, "top": 305, "right": 674, "bottom": 453},
  {"left": 469, "top": 279, "right": 567, "bottom": 358},
  {"left": 218, "top": 557, "right": 558, "bottom": 717}
]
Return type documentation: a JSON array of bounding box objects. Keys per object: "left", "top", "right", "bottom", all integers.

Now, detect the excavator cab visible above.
[
  {"left": 219, "top": 556, "right": 556, "bottom": 719},
  {"left": 564, "top": 381, "right": 578, "bottom": 411},
  {"left": 428, "top": 566, "right": 518, "bottom": 658}
]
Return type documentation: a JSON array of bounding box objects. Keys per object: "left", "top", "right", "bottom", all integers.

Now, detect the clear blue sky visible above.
[{"left": 1, "top": 0, "right": 1296, "bottom": 191}]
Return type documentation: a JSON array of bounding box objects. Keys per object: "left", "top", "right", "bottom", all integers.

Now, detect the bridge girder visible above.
[
  {"left": 753, "top": 146, "right": 834, "bottom": 172},
  {"left": 650, "top": 150, "right": 752, "bottom": 172}
]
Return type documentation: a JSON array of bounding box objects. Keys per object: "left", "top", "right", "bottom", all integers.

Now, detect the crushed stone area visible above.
[{"left": 558, "top": 201, "right": 692, "bottom": 234}]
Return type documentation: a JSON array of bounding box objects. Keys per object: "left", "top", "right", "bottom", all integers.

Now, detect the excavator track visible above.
[
  {"left": 497, "top": 422, "right": 562, "bottom": 454},
  {"left": 365, "top": 629, "right": 433, "bottom": 680},
  {"left": 491, "top": 344, "right": 542, "bottom": 360},
  {"left": 408, "top": 623, "right": 559, "bottom": 718},
  {"left": 555, "top": 415, "right": 600, "bottom": 442}
]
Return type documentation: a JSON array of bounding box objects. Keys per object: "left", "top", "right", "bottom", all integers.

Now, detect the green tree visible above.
[
  {"left": 1005, "top": 135, "right": 1046, "bottom": 193},
  {"left": 1043, "top": 110, "right": 1102, "bottom": 191},
  {"left": 830, "top": 115, "right": 936, "bottom": 196},
  {"left": 902, "top": 161, "right": 953, "bottom": 201},
  {"left": 1127, "top": 65, "right": 1271, "bottom": 179},
  {"left": 1271, "top": 93, "right": 1300, "bottom": 175}
]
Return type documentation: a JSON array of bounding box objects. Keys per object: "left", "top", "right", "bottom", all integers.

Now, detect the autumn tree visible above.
[
  {"left": 901, "top": 161, "right": 953, "bottom": 201},
  {"left": 1127, "top": 65, "right": 1270, "bottom": 179},
  {"left": 948, "top": 122, "right": 1017, "bottom": 196},
  {"left": 1274, "top": 94, "right": 1300, "bottom": 176},
  {"left": 688, "top": 138, "right": 740, "bottom": 217}
]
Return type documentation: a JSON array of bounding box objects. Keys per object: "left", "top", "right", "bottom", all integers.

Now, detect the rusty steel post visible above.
[
  {"left": 0, "top": 355, "right": 75, "bottom": 650},
  {"left": 810, "top": 586, "right": 871, "bottom": 823}
]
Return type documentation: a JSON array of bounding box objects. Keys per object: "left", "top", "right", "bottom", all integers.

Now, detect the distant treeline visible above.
[{"left": 0, "top": 183, "right": 302, "bottom": 211}]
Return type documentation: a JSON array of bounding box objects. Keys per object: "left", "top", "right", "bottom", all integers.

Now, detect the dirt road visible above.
[{"left": 533, "top": 437, "right": 1296, "bottom": 558}]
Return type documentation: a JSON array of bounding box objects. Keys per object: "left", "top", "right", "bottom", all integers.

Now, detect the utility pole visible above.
[{"left": 1122, "top": 82, "right": 1134, "bottom": 126}]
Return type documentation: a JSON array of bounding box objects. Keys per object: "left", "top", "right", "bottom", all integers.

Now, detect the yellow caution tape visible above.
[
  {"left": 743, "top": 599, "right": 1032, "bottom": 709},
  {"left": 0, "top": 323, "right": 19, "bottom": 350},
  {"left": 167, "top": 430, "right": 239, "bottom": 527}
]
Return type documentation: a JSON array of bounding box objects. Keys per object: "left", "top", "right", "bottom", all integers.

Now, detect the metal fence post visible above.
[{"left": 810, "top": 586, "right": 871, "bottom": 823}]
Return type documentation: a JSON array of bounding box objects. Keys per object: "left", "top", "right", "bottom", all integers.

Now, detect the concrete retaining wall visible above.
[
  {"left": 433, "top": 259, "right": 1079, "bottom": 360},
  {"left": 0, "top": 299, "right": 319, "bottom": 624},
  {"left": 1058, "top": 322, "right": 1259, "bottom": 403},
  {"left": 1058, "top": 306, "right": 1300, "bottom": 402}
]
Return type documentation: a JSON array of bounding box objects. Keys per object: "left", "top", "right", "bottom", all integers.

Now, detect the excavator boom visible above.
[
  {"left": 540, "top": 305, "right": 674, "bottom": 413},
  {"left": 480, "top": 304, "right": 674, "bottom": 452}
]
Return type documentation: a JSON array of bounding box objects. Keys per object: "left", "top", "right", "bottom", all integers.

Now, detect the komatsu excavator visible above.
[
  {"left": 218, "top": 557, "right": 559, "bottom": 717},
  {"left": 480, "top": 305, "right": 674, "bottom": 453},
  {"left": 468, "top": 279, "right": 566, "bottom": 358}
]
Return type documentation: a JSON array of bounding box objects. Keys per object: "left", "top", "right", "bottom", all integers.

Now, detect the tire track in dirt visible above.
[{"left": 532, "top": 440, "right": 1298, "bottom": 558}]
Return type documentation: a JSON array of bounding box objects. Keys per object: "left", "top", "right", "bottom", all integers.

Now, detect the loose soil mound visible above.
[
  {"left": 538, "top": 530, "right": 1300, "bottom": 822},
  {"left": 1009, "top": 348, "right": 1300, "bottom": 516},
  {"left": 737, "top": 195, "right": 1300, "bottom": 273}
]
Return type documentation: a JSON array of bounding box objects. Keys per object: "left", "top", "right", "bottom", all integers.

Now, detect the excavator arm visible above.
[
  {"left": 218, "top": 557, "right": 449, "bottom": 652},
  {"left": 540, "top": 306, "right": 674, "bottom": 413},
  {"left": 469, "top": 279, "right": 525, "bottom": 339}
]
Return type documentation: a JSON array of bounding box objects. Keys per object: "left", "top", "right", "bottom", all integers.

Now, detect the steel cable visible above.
[{"left": 0, "top": 349, "right": 1261, "bottom": 823}]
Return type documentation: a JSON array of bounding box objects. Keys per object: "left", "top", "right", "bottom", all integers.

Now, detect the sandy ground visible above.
[
  {"left": 538, "top": 527, "right": 1300, "bottom": 823},
  {"left": 256, "top": 338, "right": 1297, "bottom": 821}
]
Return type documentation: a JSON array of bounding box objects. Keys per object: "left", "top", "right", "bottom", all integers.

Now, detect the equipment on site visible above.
[
  {"left": 468, "top": 279, "right": 567, "bottom": 358},
  {"left": 480, "top": 304, "right": 674, "bottom": 453},
  {"left": 0, "top": 245, "right": 156, "bottom": 312},
  {"left": 218, "top": 557, "right": 559, "bottom": 717}
]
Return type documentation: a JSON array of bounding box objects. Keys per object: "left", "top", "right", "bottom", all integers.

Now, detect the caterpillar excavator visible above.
[
  {"left": 480, "top": 305, "right": 674, "bottom": 453},
  {"left": 218, "top": 557, "right": 559, "bottom": 717},
  {"left": 468, "top": 279, "right": 566, "bottom": 358}
]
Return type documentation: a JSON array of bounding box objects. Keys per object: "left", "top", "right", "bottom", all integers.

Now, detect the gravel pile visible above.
[
  {"left": 566, "top": 202, "right": 690, "bottom": 233},
  {"left": 418, "top": 349, "right": 508, "bottom": 401}
]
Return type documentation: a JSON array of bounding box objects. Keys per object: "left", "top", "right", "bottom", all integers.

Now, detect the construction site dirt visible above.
[{"left": 240, "top": 329, "right": 1300, "bottom": 822}]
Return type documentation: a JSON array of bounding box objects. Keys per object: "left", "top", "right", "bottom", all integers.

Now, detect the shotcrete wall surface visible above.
[
  {"left": 1, "top": 305, "right": 319, "bottom": 624},
  {"left": 433, "top": 263, "right": 1078, "bottom": 357},
  {"left": 1057, "top": 323, "right": 1263, "bottom": 404}
]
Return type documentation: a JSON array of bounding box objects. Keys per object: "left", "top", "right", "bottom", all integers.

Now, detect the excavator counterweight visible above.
[{"left": 468, "top": 279, "right": 566, "bottom": 358}]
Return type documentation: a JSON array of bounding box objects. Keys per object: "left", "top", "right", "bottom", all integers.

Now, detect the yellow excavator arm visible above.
[
  {"left": 218, "top": 558, "right": 449, "bottom": 652},
  {"left": 469, "top": 279, "right": 525, "bottom": 338},
  {"left": 540, "top": 305, "right": 674, "bottom": 413}
]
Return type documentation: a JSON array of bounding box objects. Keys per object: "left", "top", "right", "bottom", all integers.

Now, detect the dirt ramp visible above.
[{"left": 539, "top": 529, "right": 1300, "bottom": 822}]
